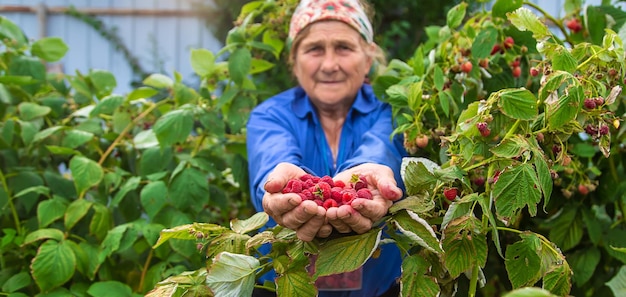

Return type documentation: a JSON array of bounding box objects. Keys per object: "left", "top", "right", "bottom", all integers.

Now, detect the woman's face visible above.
[{"left": 293, "top": 21, "right": 373, "bottom": 109}]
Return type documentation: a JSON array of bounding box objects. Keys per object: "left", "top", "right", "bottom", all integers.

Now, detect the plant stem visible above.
[
  {"left": 523, "top": 1, "right": 575, "bottom": 47},
  {"left": 0, "top": 170, "right": 21, "bottom": 234},
  {"left": 98, "top": 99, "right": 169, "bottom": 165},
  {"left": 503, "top": 119, "right": 522, "bottom": 141},
  {"left": 138, "top": 249, "right": 153, "bottom": 293},
  {"left": 468, "top": 264, "right": 479, "bottom": 297}
]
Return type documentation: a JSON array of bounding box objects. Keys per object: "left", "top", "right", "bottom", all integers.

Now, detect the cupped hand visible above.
[
  {"left": 261, "top": 162, "right": 328, "bottom": 242},
  {"left": 327, "top": 163, "right": 402, "bottom": 233}
]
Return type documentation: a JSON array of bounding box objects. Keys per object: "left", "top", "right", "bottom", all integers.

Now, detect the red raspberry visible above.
[
  {"left": 356, "top": 188, "right": 372, "bottom": 199},
  {"left": 314, "top": 199, "right": 323, "bottom": 206},
  {"left": 323, "top": 199, "right": 338, "bottom": 209},
  {"left": 566, "top": 18, "right": 582, "bottom": 33},
  {"left": 331, "top": 187, "right": 344, "bottom": 203},
  {"left": 599, "top": 125, "right": 609, "bottom": 135},
  {"left": 578, "top": 184, "right": 589, "bottom": 195},
  {"left": 301, "top": 189, "right": 313, "bottom": 200},
  {"left": 490, "top": 44, "right": 503, "bottom": 55},
  {"left": 290, "top": 180, "right": 303, "bottom": 193},
  {"left": 315, "top": 182, "right": 332, "bottom": 200},
  {"left": 443, "top": 188, "right": 458, "bottom": 201},
  {"left": 593, "top": 97, "right": 604, "bottom": 106},
  {"left": 461, "top": 61, "right": 473, "bottom": 73},
  {"left": 530, "top": 67, "right": 539, "bottom": 77},
  {"left": 342, "top": 189, "right": 357, "bottom": 205},
  {"left": 320, "top": 175, "right": 335, "bottom": 187},
  {"left": 333, "top": 180, "right": 346, "bottom": 188},
  {"left": 512, "top": 66, "right": 522, "bottom": 78},
  {"left": 584, "top": 98, "right": 596, "bottom": 109},
  {"left": 503, "top": 36, "right": 514, "bottom": 49},
  {"left": 300, "top": 174, "right": 314, "bottom": 182}
]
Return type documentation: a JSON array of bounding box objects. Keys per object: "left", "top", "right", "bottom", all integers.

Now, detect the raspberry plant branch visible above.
[
  {"left": 523, "top": 1, "right": 574, "bottom": 47},
  {"left": 0, "top": 169, "right": 20, "bottom": 236}
]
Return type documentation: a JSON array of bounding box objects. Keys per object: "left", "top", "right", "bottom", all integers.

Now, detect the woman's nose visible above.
[{"left": 320, "top": 51, "right": 339, "bottom": 72}]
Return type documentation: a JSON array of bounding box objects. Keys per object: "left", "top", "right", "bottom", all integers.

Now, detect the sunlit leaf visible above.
[
  {"left": 493, "top": 164, "right": 541, "bottom": 224},
  {"left": 497, "top": 88, "right": 538, "bottom": 120},
  {"left": 153, "top": 108, "right": 194, "bottom": 147},
  {"left": 69, "top": 156, "right": 104, "bottom": 196},
  {"left": 315, "top": 229, "right": 381, "bottom": 277},
  {"left": 276, "top": 270, "right": 316, "bottom": 297},
  {"left": 508, "top": 7, "right": 551, "bottom": 40},
  {"left": 229, "top": 48, "right": 252, "bottom": 86},
  {"left": 31, "top": 37, "right": 68, "bottom": 62},
  {"left": 206, "top": 252, "right": 259, "bottom": 297},
  {"left": 191, "top": 48, "right": 216, "bottom": 77},
  {"left": 23, "top": 229, "right": 65, "bottom": 246},
  {"left": 447, "top": 2, "right": 467, "bottom": 28},
  {"left": 393, "top": 210, "right": 443, "bottom": 254},
  {"left": 230, "top": 212, "right": 269, "bottom": 234}
]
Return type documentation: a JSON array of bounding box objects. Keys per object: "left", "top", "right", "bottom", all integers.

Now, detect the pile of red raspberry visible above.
[{"left": 282, "top": 174, "right": 373, "bottom": 209}]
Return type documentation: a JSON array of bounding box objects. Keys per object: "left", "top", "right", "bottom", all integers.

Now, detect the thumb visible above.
[
  {"left": 264, "top": 162, "right": 305, "bottom": 193},
  {"left": 376, "top": 177, "right": 403, "bottom": 201}
]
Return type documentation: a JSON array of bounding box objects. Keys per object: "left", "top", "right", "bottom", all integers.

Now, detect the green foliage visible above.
[{"left": 0, "top": 14, "right": 252, "bottom": 295}]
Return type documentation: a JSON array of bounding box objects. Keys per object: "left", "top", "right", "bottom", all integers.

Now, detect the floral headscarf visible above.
[{"left": 288, "top": 0, "right": 374, "bottom": 44}]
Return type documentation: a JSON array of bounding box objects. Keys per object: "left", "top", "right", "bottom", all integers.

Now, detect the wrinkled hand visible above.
[
  {"left": 262, "top": 162, "right": 332, "bottom": 241},
  {"left": 326, "top": 163, "right": 403, "bottom": 234}
]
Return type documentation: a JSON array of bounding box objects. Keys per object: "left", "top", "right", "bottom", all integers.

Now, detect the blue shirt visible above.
[{"left": 246, "top": 84, "right": 406, "bottom": 297}]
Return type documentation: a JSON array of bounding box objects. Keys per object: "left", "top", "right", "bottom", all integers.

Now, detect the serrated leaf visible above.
[
  {"left": 168, "top": 167, "right": 210, "bottom": 209},
  {"left": 30, "top": 240, "right": 76, "bottom": 292},
  {"left": 23, "top": 229, "right": 65, "bottom": 246},
  {"left": 37, "top": 197, "right": 67, "bottom": 227},
  {"left": 316, "top": 229, "right": 381, "bottom": 277},
  {"left": 393, "top": 210, "right": 443, "bottom": 254},
  {"left": 447, "top": 2, "right": 468, "bottom": 28},
  {"left": 191, "top": 48, "right": 216, "bottom": 77},
  {"left": 111, "top": 176, "right": 141, "bottom": 207},
  {"left": 18, "top": 102, "right": 51, "bottom": 121},
  {"left": 606, "top": 266, "right": 626, "bottom": 297},
  {"left": 228, "top": 48, "right": 252, "bottom": 86},
  {"left": 540, "top": 72, "right": 583, "bottom": 130},
  {"left": 64, "top": 198, "right": 93, "bottom": 230},
  {"left": 230, "top": 212, "right": 269, "bottom": 234},
  {"left": 508, "top": 7, "right": 551, "bottom": 40},
  {"left": 543, "top": 262, "right": 572, "bottom": 296},
  {"left": 90, "top": 94, "right": 124, "bottom": 117},
  {"left": 69, "top": 156, "right": 103, "bottom": 196},
  {"left": 143, "top": 73, "right": 173, "bottom": 89},
  {"left": 206, "top": 252, "right": 259, "bottom": 297},
  {"left": 133, "top": 129, "right": 159, "bottom": 149},
  {"left": 100, "top": 224, "right": 130, "bottom": 258},
  {"left": 505, "top": 234, "right": 542, "bottom": 288},
  {"left": 207, "top": 233, "right": 250, "bottom": 259},
  {"left": 552, "top": 48, "right": 577, "bottom": 73},
  {"left": 276, "top": 270, "right": 316, "bottom": 297},
  {"left": 442, "top": 216, "right": 487, "bottom": 278},
  {"left": 492, "top": 0, "right": 523, "bottom": 19},
  {"left": 153, "top": 223, "right": 228, "bottom": 248},
  {"left": 569, "top": 247, "right": 599, "bottom": 286},
  {"left": 471, "top": 26, "right": 499, "bottom": 58},
  {"left": 498, "top": 88, "right": 538, "bottom": 120},
  {"left": 87, "top": 281, "right": 133, "bottom": 297},
  {"left": 493, "top": 164, "right": 542, "bottom": 224},
  {"left": 89, "top": 203, "right": 112, "bottom": 241},
  {"left": 31, "top": 37, "right": 68, "bottom": 62},
  {"left": 62, "top": 129, "right": 94, "bottom": 149},
  {"left": 140, "top": 181, "right": 168, "bottom": 219},
  {"left": 490, "top": 135, "right": 530, "bottom": 158},
  {"left": 401, "top": 255, "right": 440, "bottom": 297},
  {"left": 153, "top": 109, "right": 194, "bottom": 147},
  {"left": 533, "top": 155, "right": 553, "bottom": 208},
  {"left": 548, "top": 207, "right": 583, "bottom": 252},
  {"left": 403, "top": 161, "right": 438, "bottom": 195},
  {"left": 503, "top": 287, "right": 557, "bottom": 297}
]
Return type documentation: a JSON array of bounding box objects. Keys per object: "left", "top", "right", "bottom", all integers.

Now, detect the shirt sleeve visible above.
[
  {"left": 246, "top": 104, "right": 303, "bottom": 212},
  {"left": 337, "top": 104, "right": 407, "bottom": 190}
]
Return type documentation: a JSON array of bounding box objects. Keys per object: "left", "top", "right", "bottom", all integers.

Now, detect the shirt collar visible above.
[{"left": 292, "top": 85, "right": 378, "bottom": 119}]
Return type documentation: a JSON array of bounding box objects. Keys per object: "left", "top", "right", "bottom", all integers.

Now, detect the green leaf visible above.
[
  {"left": 206, "top": 252, "right": 259, "bottom": 297},
  {"left": 143, "top": 73, "right": 173, "bottom": 89},
  {"left": 23, "top": 228, "right": 65, "bottom": 246},
  {"left": 89, "top": 203, "right": 111, "bottom": 241},
  {"left": 111, "top": 176, "right": 141, "bottom": 207},
  {"left": 140, "top": 181, "right": 168, "bottom": 219},
  {"left": 133, "top": 129, "right": 159, "bottom": 149},
  {"left": 31, "top": 240, "right": 76, "bottom": 291},
  {"left": 439, "top": 90, "right": 452, "bottom": 117},
  {"left": 69, "top": 156, "right": 104, "bottom": 196},
  {"left": 190, "top": 48, "right": 216, "bottom": 77},
  {"left": 31, "top": 37, "right": 68, "bottom": 62},
  {"left": 262, "top": 30, "right": 285, "bottom": 59},
  {"left": 539, "top": 71, "right": 582, "bottom": 129},
  {"left": 153, "top": 109, "right": 194, "bottom": 147},
  {"left": 0, "top": 16, "right": 28, "bottom": 47},
  {"left": 37, "top": 197, "right": 67, "bottom": 227},
  {"left": 228, "top": 48, "right": 252, "bottom": 86},
  {"left": 551, "top": 48, "right": 577, "bottom": 73},
  {"left": 90, "top": 94, "right": 124, "bottom": 116},
  {"left": 168, "top": 167, "right": 210, "bottom": 209},
  {"left": 498, "top": 88, "right": 538, "bottom": 120},
  {"left": 393, "top": 210, "right": 443, "bottom": 254},
  {"left": 32, "top": 126, "right": 63, "bottom": 144},
  {"left": 533, "top": 156, "right": 553, "bottom": 207},
  {"left": 87, "top": 281, "right": 133, "bottom": 297},
  {"left": 442, "top": 216, "right": 487, "bottom": 278},
  {"left": 505, "top": 234, "right": 542, "bottom": 288},
  {"left": 1, "top": 271, "right": 31, "bottom": 293},
  {"left": 153, "top": 223, "right": 227, "bottom": 248},
  {"left": 447, "top": 2, "right": 468, "bottom": 28},
  {"left": 508, "top": 7, "right": 551, "bottom": 40},
  {"left": 250, "top": 58, "right": 275, "bottom": 74},
  {"left": 586, "top": 6, "right": 607, "bottom": 45},
  {"left": 316, "top": 229, "right": 381, "bottom": 277},
  {"left": 127, "top": 87, "right": 159, "bottom": 101},
  {"left": 401, "top": 255, "right": 440, "bottom": 297},
  {"left": 490, "top": 135, "right": 530, "bottom": 158},
  {"left": 571, "top": 143, "right": 597, "bottom": 158},
  {"left": 18, "top": 102, "right": 51, "bottom": 121},
  {"left": 492, "top": 0, "right": 523, "bottom": 19},
  {"left": 403, "top": 160, "right": 438, "bottom": 195},
  {"left": 100, "top": 224, "right": 130, "bottom": 258},
  {"left": 494, "top": 164, "right": 542, "bottom": 223},
  {"left": 548, "top": 206, "right": 583, "bottom": 252},
  {"left": 606, "top": 266, "right": 626, "bottom": 297},
  {"left": 230, "top": 212, "right": 269, "bottom": 234},
  {"left": 543, "top": 262, "right": 572, "bottom": 296},
  {"left": 62, "top": 129, "right": 94, "bottom": 149},
  {"left": 471, "top": 26, "right": 499, "bottom": 58},
  {"left": 64, "top": 199, "right": 93, "bottom": 230},
  {"left": 89, "top": 70, "right": 117, "bottom": 98},
  {"left": 207, "top": 233, "right": 250, "bottom": 258},
  {"left": 276, "top": 270, "right": 316, "bottom": 297},
  {"left": 503, "top": 287, "right": 557, "bottom": 297},
  {"left": 434, "top": 66, "right": 444, "bottom": 91},
  {"left": 569, "top": 247, "right": 600, "bottom": 286}
]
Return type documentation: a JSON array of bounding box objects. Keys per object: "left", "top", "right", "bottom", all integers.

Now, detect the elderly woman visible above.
[{"left": 246, "top": 0, "right": 406, "bottom": 296}]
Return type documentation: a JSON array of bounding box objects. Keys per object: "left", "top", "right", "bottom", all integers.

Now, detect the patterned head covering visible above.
[{"left": 288, "top": 0, "right": 374, "bottom": 44}]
